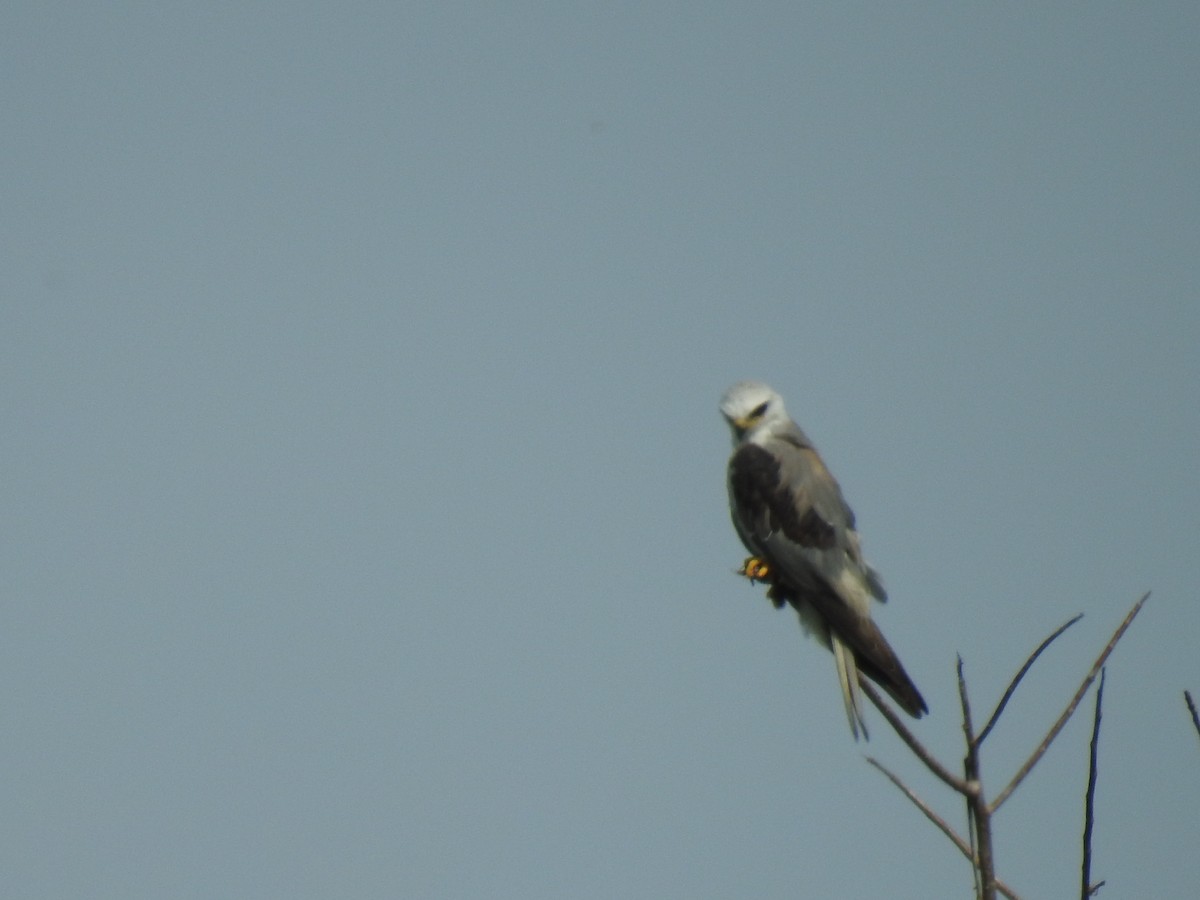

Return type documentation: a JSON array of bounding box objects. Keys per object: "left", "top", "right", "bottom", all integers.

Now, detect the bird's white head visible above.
[{"left": 719, "top": 381, "right": 790, "bottom": 445}]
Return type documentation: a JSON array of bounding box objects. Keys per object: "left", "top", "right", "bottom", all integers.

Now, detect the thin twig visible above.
[
  {"left": 864, "top": 758, "right": 1023, "bottom": 900},
  {"left": 859, "top": 678, "right": 973, "bottom": 794},
  {"left": 1081, "top": 668, "right": 1105, "bottom": 899},
  {"left": 991, "top": 592, "right": 1149, "bottom": 814},
  {"left": 865, "top": 757, "right": 973, "bottom": 859},
  {"left": 1185, "top": 690, "right": 1200, "bottom": 744},
  {"left": 976, "top": 614, "right": 1083, "bottom": 747}
]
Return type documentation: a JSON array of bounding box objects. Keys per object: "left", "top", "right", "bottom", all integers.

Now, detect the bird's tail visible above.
[
  {"left": 831, "top": 633, "right": 868, "bottom": 741},
  {"left": 784, "top": 587, "right": 927, "bottom": 737},
  {"left": 846, "top": 618, "right": 929, "bottom": 723}
]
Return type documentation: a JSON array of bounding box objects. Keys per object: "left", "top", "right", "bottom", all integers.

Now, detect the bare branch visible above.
[
  {"left": 991, "top": 592, "right": 1149, "bottom": 814},
  {"left": 960, "top": 656, "right": 998, "bottom": 900},
  {"left": 1185, "top": 690, "right": 1200, "bottom": 744},
  {"left": 958, "top": 656, "right": 982, "bottom": 899},
  {"left": 859, "top": 678, "right": 973, "bottom": 794},
  {"left": 1081, "top": 668, "right": 1105, "bottom": 900},
  {"left": 957, "top": 654, "right": 976, "bottom": 746},
  {"left": 864, "top": 758, "right": 1022, "bottom": 900},
  {"left": 976, "top": 614, "right": 1084, "bottom": 747},
  {"left": 865, "top": 757, "right": 972, "bottom": 859},
  {"left": 996, "top": 875, "right": 1021, "bottom": 899}
]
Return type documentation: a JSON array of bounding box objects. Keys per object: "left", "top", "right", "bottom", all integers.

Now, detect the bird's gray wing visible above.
[
  {"left": 728, "top": 431, "right": 862, "bottom": 601},
  {"left": 728, "top": 434, "right": 927, "bottom": 729}
]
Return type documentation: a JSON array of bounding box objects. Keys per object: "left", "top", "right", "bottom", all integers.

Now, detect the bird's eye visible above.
[{"left": 750, "top": 401, "right": 770, "bottom": 419}]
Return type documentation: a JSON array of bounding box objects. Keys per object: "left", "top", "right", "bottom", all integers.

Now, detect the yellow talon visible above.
[{"left": 738, "top": 556, "right": 771, "bottom": 583}]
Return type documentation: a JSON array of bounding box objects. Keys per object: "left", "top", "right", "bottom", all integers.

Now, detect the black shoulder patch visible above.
[
  {"left": 729, "top": 444, "right": 836, "bottom": 550},
  {"left": 793, "top": 505, "right": 837, "bottom": 550}
]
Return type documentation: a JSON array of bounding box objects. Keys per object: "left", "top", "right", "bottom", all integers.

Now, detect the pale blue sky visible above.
[{"left": 3, "top": 3, "right": 1198, "bottom": 898}]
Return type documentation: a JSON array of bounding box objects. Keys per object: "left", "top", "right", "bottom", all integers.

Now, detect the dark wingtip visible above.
[
  {"left": 904, "top": 686, "right": 929, "bottom": 718},
  {"left": 884, "top": 680, "right": 928, "bottom": 720}
]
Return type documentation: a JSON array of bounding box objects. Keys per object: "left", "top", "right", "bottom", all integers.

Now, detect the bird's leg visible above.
[{"left": 737, "top": 556, "right": 772, "bottom": 583}]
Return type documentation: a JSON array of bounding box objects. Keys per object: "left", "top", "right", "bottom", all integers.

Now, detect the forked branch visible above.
[
  {"left": 991, "top": 593, "right": 1148, "bottom": 814},
  {"left": 862, "top": 592, "right": 1148, "bottom": 900},
  {"left": 860, "top": 679, "right": 971, "bottom": 794},
  {"left": 865, "top": 756, "right": 1019, "bottom": 900}
]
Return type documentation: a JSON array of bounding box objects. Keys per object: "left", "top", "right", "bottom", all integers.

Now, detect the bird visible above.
[{"left": 719, "top": 380, "right": 927, "bottom": 739}]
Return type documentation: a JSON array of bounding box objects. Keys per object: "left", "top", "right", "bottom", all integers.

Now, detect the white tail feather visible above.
[{"left": 831, "top": 634, "right": 868, "bottom": 740}]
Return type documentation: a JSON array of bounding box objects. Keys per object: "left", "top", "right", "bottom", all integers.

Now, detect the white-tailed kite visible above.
[{"left": 720, "top": 380, "right": 927, "bottom": 739}]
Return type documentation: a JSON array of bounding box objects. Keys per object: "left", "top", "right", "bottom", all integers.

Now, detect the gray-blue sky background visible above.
[{"left": 3, "top": 3, "right": 1197, "bottom": 897}]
